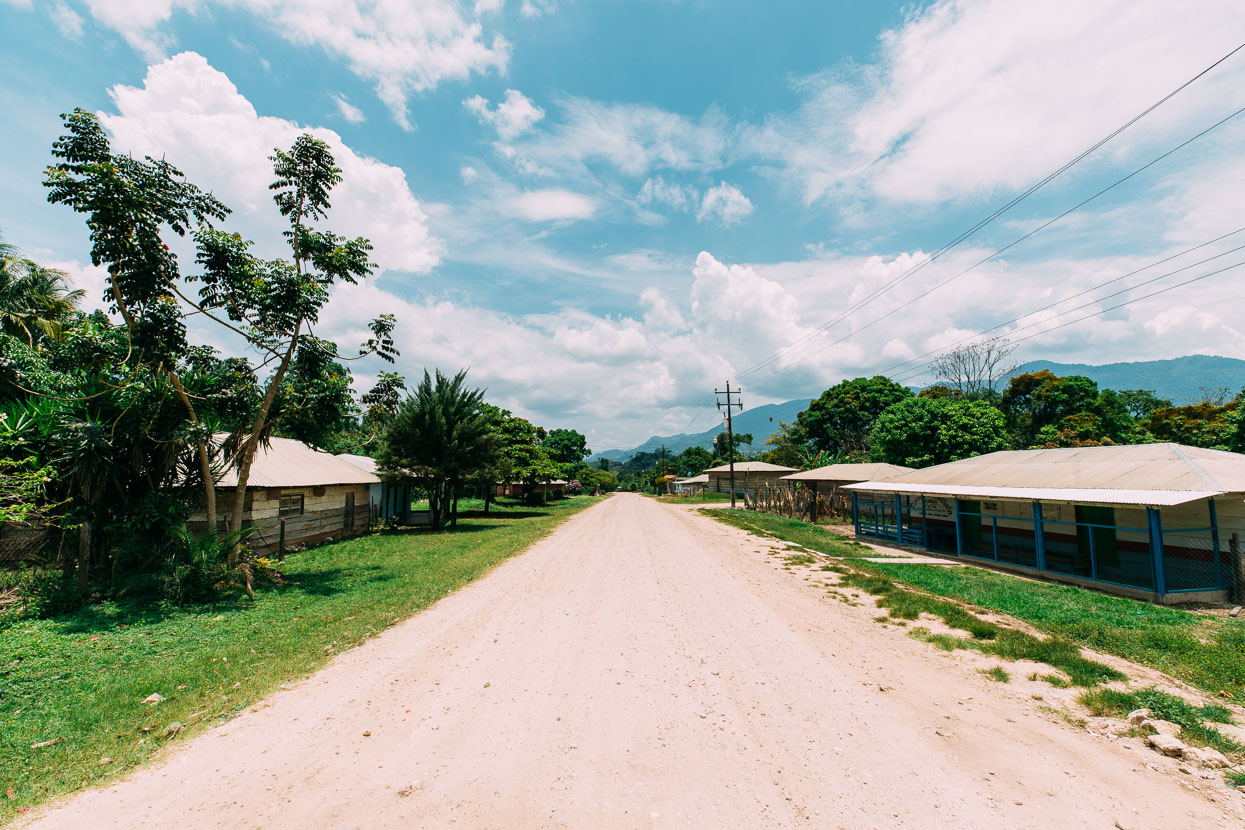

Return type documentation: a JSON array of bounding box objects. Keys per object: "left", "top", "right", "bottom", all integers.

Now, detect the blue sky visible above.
[{"left": 2, "top": 0, "right": 1245, "bottom": 450}]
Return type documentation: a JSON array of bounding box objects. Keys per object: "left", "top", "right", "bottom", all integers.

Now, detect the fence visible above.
[
  {"left": 744, "top": 483, "right": 848, "bottom": 523},
  {"left": 0, "top": 522, "right": 62, "bottom": 567}
]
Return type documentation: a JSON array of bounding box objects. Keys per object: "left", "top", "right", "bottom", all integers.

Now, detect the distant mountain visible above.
[
  {"left": 591, "top": 398, "right": 811, "bottom": 463},
  {"left": 1019, "top": 355, "right": 1245, "bottom": 404}
]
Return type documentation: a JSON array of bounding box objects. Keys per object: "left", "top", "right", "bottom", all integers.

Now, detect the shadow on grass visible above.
[{"left": 279, "top": 565, "right": 394, "bottom": 597}]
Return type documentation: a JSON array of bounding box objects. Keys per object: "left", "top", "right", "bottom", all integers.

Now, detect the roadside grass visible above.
[
  {"left": 702, "top": 509, "right": 1244, "bottom": 702},
  {"left": 0, "top": 495, "right": 602, "bottom": 821},
  {"left": 703, "top": 509, "right": 878, "bottom": 559},
  {"left": 1078, "top": 687, "right": 1245, "bottom": 762}
]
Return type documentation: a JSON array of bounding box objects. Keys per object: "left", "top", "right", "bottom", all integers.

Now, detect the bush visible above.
[{"left": 0, "top": 567, "right": 83, "bottom": 624}]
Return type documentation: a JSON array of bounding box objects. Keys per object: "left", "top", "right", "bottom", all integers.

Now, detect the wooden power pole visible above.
[{"left": 716, "top": 382, "right": 743, "bottom": 508}]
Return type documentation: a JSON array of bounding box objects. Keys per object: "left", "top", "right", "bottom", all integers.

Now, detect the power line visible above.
[
  {"left": 894, "top": 258, "right": 1245, "bottom": 386},
  {"left": 743, "top": 102, "right": 1245, "bottom": 388},
  {"left": 876, "top": 227, "right": 1245, "bottom": 379},
  {"left": 733, "top": 40, "right": 1245, "bottom": 384}
]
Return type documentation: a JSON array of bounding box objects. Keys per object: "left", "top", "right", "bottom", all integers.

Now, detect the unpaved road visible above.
[{"left": 21, "top": 494, "right": 1243, "bottom": 829}]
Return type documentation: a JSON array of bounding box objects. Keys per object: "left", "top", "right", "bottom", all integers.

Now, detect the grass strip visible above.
[
  {"left": 1078, "top": 686, "right": 1244, "bottom": 762},
  {"left": 704, "top": 509, "right": 881, "bottom": 559},
  {"left": 0, "top": 496, "right": 602, "bottom": 821}
]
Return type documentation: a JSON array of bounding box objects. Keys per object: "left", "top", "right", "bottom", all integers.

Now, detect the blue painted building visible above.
[{"left": 844, "top": 444, "right": 1245, "bottom": 604}]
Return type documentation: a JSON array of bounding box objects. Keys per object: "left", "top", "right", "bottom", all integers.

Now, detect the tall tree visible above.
[
  {"left": 797, "top": 376, "right": 912, "bottom": 458},
  {"left": 712, "top": 430, "right": 753, "bottom": 462},
  {"left": 380, "top": 370, "right": 493, "bottom": 529},
  {"left": 870, "top": 398, "right": 1009, "bottom": 468},
  {"left": 541, "top": 428, "right": 590, "bottom": 466},
  {"left": 930, "top": 337, "right": 1019, "bottom": 398},
  {"left": 44, "top": 109, "right": 230, "bottom": 532}
]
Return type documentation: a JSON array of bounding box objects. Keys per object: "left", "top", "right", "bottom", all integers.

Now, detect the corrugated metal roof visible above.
[
  {"left": 216, "top": 437, "right": 380, "bottom": 488},
  {"left": 336, "top": 453, "right": 378, "bottom": 475},
  {"left": 782, "top": 462, "right": 913, "bottom": 483},
  {"left": 844, "top": 482, "right": 1221, "bottom": 507},
  {"left": 676, "top": 474, "right": 710, "bottom": 484},
  {"left": 704, "top": 461, "right": 797, "bottom": 473},
  {"left": 841, "top": 443, "right": 1245, "bottom": 506}
]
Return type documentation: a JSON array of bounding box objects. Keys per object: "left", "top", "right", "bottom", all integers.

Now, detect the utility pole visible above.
[{"left": 715, "top": 381, "right": 743, "bottom": 508}]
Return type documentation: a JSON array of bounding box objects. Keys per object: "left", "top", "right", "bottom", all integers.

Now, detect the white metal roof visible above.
[
  {"left": 843, "top": 444, "right": 1245, "bottom": 506},
  {"left": 336, "top": 453, "right": 379, "bottom": 475},
  {"left": 676, "top": 474, "right": 710, "bottom": 484},
  {"left": 704, "top": 461, "right": 797, "bottom": 473},
  {"left": 215, "top": 437, "right": 381, "bottom": 488},
  {"left": 783, "top": 462, "right": 913, "bottom": 483}
]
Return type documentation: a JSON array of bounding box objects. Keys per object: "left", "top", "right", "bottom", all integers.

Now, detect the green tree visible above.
[
  {"left": 797, "top": 376, "right": 912, "bottom": 458},
  {"left": 761, "top": 420, "right": 813, "bottom": 468},
  {"left": 1116, "top": 389, "right": 1173, "bottom": 420},
  {"left": 712, "top": 430, "right": 753, "bottom": 462},
  {"left": 1143, "top": 401, "right": 1237, "bottom": 448},
  {"left": 0, "top": 237, "right": 84, "bottom": 346},
  {"left": 675, "top": 444, "right": 713, "bottom": 475},
  {"left": 541, "top": 428, "right": 590, "bottom": 465},
  {"left": 870, "top": 398, "right": 1008, "bottom": 468},
  {"left": 380, "top": 370, "right": 493, "bottom": 529}
]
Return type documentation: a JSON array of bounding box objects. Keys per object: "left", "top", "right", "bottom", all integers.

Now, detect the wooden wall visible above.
[{"left": 189, "top": 483, "right": 372, "bottom": 554}]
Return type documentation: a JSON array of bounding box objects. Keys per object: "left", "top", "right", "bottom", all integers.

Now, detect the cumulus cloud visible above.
[
  {"left": 696, "top": 182, "right": 754, "bottom": 226},
  {"left": 464, "top": 89, "right": 545, "bottom": 140},
  {"left": 67, "top": 0, "right": 510, "bottom": 129},
  {"left": 99, "top": 52, "right": 442, "bottom": 273},
  {"left": 505, "top": 188, "right": 596, "bottom": 222}
]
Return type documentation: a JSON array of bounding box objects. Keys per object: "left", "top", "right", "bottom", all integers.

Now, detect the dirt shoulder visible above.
[{"left": 17, "top": 493, "right": 1243, "bottom": 829}]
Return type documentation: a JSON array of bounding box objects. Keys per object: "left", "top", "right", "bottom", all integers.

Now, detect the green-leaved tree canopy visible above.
[
  {"left": 541, "top": 428, "right": 590, "bottom": 466},
  {"left": 870, "top": 397, "right": 1009, "bottom": 468},
  {"left": 797, "top": 376, "right": 913, "bottom": 459}
]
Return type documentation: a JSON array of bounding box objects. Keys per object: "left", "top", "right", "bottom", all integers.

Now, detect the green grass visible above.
[
  {"left": 703, "top": 508, "right": 1245, "bottom": 705},
  {"left": 981, "top": 666, "right": 1011, "bottom": 682},
  {"left": 0, "top": 495, "right": 603, "bottom": 821},
  {"left": 650, "top": 492, "right": 735, "bottom": 503},
  {"left": 1227, "top": 768, "right": 1245, "bottom": 788},
  {"left": 702, "top": 509, "right": 880, "bottom": 558},
  {"left": 1078, "top": 686, "right": 1244, "bottom": 762}
]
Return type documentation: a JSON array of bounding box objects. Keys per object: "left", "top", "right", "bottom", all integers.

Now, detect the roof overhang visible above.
[{"left": 841, "top": 481, "right": 1228, "bottom": 507}]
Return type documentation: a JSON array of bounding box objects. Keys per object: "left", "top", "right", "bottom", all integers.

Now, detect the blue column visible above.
[
  {"left": 1032, "top": 502, "right": 1047, "bottom": 571},
  {"left": 1209, "top": 499, "right": 1225, "bottom": 590},
  {"left": 852, "top": 491, "right": 860, "bottom": 536},
  {"left": 991, "top": 516, "right": 999, "bottom": 560},
  {"left": 894, "top": 493, "right": 904, "bottom": 542},
  {"left": 921, "top": 496, "right": 928, "bottom": 549},
  {"left": 953, "top": 498, "right": 964, "bottom": 557},
  {"left": 1148, "top": 507, "right": 1167, "bottom": 597}
]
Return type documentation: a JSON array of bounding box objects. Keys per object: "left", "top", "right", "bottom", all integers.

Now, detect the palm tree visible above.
[{"left": 0, "top": 237, "right": 85, "bottom": 346}]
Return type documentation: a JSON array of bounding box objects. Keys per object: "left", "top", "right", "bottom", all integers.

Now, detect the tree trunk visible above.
[
  {"left": 76, "top": 520, "right": 90, "bottom": 592},
  {"left": 227, "top": 321, "right": 302, "bottom": 564},
  {"left": 451, "top": 483, "right": 459, "bottom": 529},
  {"left": 484, "top": 487, "right": 491, "bottom": 514},
  {"left": 167, "top": 370, "right": 216, "bottom": 533}
]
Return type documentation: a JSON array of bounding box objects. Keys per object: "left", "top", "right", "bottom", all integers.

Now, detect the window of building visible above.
[{"left": 279, "top": 493, "right": 304, "bottom": 518}]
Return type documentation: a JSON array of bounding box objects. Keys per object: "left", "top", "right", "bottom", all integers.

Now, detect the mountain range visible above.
[{"left": 590, "top": 354, "right": 1245, "bottom": 463}]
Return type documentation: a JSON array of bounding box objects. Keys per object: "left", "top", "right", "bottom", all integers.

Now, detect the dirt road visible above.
[{"left": 22, "top": 494, "right": 1242, "bottom": 829}]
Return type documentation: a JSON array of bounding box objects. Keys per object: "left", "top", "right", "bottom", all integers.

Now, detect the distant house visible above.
[
  {"left": 190, "top": 437, "right": 378, "bottom": 554},
  {"left": 674, "top": 473, "right": 709, "bottom": 495},
  {"left": 705, "top": 461, "right": 796, "bottom": 498},
  {"left": 782, "top": 462, "right": 913, "bottom": 514},
  {"left": 844, "top": 444, "right": 1245, "bottom": 604},
  {"left": 336, "top": 453, "right": 413, "bottom": 524}
]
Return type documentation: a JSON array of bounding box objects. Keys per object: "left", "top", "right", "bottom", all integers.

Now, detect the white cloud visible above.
[
  {"left": 50, "top": 1, "right": 84, "bottom": 38},
  {"left": 100, "top": 52, "right": 442, "bottom": 273},
  {"left": 459, "top": 165, "right": 479, "bottom": 183},
  {"left": 637, "top": 176, "right": 697, "bottom": 212},
  {"left": 697, "top": 182, "right": 753, "bottom": 226},
  {"left": 505, "top": 188, "right": 596, "bottom": 222},
  {"left": 520, "top": 0, "right": 556, "bottom": 18},
  {"left": 330, "top": 92, "right": 365, "bottom": 124},
  {"left": 509, "top": 98, "right": 730, "bottom": 178},
  {"left": 746, "top": 0, "right": 1245, "bottom": 205},
  {"left": 464, "top": 89, "right": 545, "bottom": 140},
  {"left": 73, "top": 0, "right": 510, "bottom": 129}
]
